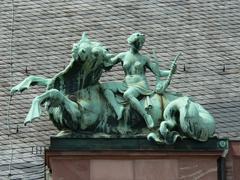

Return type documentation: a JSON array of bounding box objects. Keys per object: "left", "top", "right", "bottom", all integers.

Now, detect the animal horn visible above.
[{"left": 80, "top": 32, "right": 89, "bottom": 43}]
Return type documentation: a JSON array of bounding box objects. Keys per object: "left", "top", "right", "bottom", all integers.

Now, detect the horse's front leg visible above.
[
  {"left": 159, "top": 120, "right": 181, "bottom": 144},
  {"left": 11, "top": 75, "right": 51, "bottom": 95},
  {"left": 25, "top": 89, "right": 61, "bottom": 125},
  {"left": 159, "top": 103, "right": 181, "bottom": 144},
  {"left": 25, "top": 89, "right": 80, "bottom": 125}
]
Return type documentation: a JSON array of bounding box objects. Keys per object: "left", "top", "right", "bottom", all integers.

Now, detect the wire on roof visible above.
[
  {"left": 7, "top": 0, "right": 15, "bottom": 177},
  {"left": 5, "top": 1, "right": 46, "bottom": 178}
]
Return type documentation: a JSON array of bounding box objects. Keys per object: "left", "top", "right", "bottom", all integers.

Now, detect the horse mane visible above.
[{"left": 47, "top": 33, "right": 105, "bottom": 95}]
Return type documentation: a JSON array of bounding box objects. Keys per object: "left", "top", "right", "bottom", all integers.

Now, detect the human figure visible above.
[{"left": 102, "top": 32, "right": 174, "bottom": 128}]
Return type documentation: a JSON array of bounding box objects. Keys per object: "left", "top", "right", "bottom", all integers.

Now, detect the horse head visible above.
[
  {"left": 50, "top": 33, "right": 111, "bottom": 93},
  {"left": 72, "top": 32, "right": 93, "bottom": 62},
  {"left": 72, "top": 32, "right": 109, "bottom": 65},
  {"left": 72, "top": 33, "right": 111, "bottom": 88}
]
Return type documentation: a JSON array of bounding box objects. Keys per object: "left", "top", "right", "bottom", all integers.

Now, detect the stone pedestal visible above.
[{"left": 45, "top": 137, "right": 228, "bottom": 180}]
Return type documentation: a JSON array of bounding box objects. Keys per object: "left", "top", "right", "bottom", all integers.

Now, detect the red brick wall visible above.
[
  {"left": 46, "top": 151, "right": 221, "bottom": 180},
  {"left": 226, "top": 141, "right": 240, "bottom": 180},
  {"left": 46, "top": 142, "right": 240, "bottom": 180}
]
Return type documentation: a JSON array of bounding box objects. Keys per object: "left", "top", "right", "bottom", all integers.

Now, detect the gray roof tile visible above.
[{"left": 1, "top": 0, "right": 240, "bottom": 178}]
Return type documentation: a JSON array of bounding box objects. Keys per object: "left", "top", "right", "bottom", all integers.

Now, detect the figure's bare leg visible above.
[
  {"left": 11, "top": 75, "right": 51, "bottom": 94},
  {"left": 101, "top": 82, "right": 124, "bottom": 120},
  {"left": 103, "top": 89, "right": 124, "bottom": 120},
  {"left": 25, "top": 89, "right": 80, "bottom": 124},
  {"left": 123, "top": 89, "right": 154, "bottom": 128}
]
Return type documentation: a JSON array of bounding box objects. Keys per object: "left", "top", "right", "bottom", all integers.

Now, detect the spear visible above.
[{"left": 166, "top": 52, "right": 181, "bottom": 85}]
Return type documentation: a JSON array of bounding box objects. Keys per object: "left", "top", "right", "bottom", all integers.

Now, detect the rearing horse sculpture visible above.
[{"left": 11, "top": 33, "right": 215, "bottom": 144}]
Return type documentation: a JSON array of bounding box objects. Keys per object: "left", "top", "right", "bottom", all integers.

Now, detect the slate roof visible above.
[{"left": 0, "top": 0, "right": 240, "bottom": 179}]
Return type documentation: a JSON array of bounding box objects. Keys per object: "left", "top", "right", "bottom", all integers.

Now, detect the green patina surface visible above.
[{"left": 11, "top": 32, "right": 216, "bottom": 144}]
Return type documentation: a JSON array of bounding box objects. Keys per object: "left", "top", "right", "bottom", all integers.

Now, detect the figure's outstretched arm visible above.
[
  {"left": 151, "top": 53, "right": 180, "bottom": 93},
  {"left": 103, "top": 52, "right": 124, "bottom": 70},
  {"left": 146, "top": 57, "right": 174, "bottom": 79},
  {"left": 146, "top": 58, "right": 164, "bottom": 82},
  {"left": 11, "top": 75, "right": 51, "bottom": 95},
  {"left": 146, "top": 56, "right": 176, "bottom": 93}
]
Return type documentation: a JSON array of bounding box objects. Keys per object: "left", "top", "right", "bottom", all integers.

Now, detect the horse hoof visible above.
[
  {"left": 147, "top": 132, "right": 164, "bottom": 143},
  {"left": 165, "top": 131, "right": 181, "bottom": 144}
]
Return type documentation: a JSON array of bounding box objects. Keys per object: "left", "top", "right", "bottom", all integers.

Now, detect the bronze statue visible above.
[
  {"left": 11, "top": 32, "right": 215, "bottom": 144},
  {"left": 102, "top": 32, "right": 176, "bottom": 128}
]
